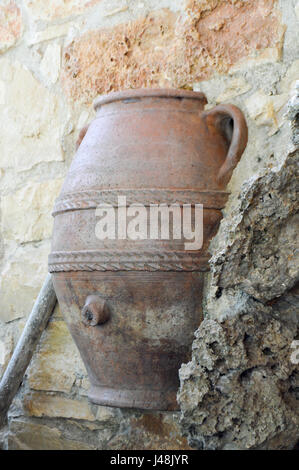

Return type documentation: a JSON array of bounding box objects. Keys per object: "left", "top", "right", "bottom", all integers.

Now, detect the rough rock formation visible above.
[{"left": 178, "top": 85, "right": 299, "bottom": 450}]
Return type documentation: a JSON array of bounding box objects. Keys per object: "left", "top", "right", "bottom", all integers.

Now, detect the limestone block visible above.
[
  {"left": 109, "top": 412, "right": 192, "bottom": 450},
  {"left": 23, "top": 392, "right": 96, "bottom": 421},
  {"left": 27, "top": 321, "right": 86, "bottom": 393},
  {"left": 245, "top": 90, "right": 287, "bottom": 135},
  {"left": 61, "top": 9, "right": 176, "bottom": 103},
  {"left": 229, "top": 45, "right": 285, "bottom": 73},
  {"left": 1, "top": 179, "right": 63, "bottom": 243},
  {"left": 25, "top": 22, "right": 75, "bottom": 46},
  {"left": 0, "top": 1, "right": 22, "bottom": 53},
  {"left": 0, "top": 241, "right": 51, "bottom": 322},
  {"left": 7, "top": 419, "right": 96, "bottom": 450},
  {"left": 62, "top": 1, "right": 284, "bottom": 103},
  {"left": 40, "top": 43, "right": 61, "bottom": 86},
  {"left": 0, "top": 60, "right": 64, "bottom": 171},
  {"left": 0, "top": 333, "right": 13, "bottom": 378},
  {"left": 6, "top": 411, "right": 191, "bottom": 450},
  {"left": 95, "top": 405, "right": 119, "bottom": 422},
  {"left": 195, "top": 75, "right": 252, "bottom": 105},
  {"left": 0, "top": 79, "right": 5, "bottom": 104},
  {"left": 24, "top": 0, "right": 101, "bottom": 22},
  {"left": 77, "top": 375, "right": 90, "bottom": 396},
  {"left": 279, "top": 60, "right": 299, "bottom": 94},
  {"left": 215, "top": 78, "right": 252, "bottom": 103}
]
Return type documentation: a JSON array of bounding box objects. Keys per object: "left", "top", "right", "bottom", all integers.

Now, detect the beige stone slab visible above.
[
  {"left": 0, "top": 241, "right": 51, "bottom": 322},
  {"left": 0, "top": 333, "right": 13, "bottom": 378},
  {"left": 27, "top": 321, "right": 86, "bottom": 393},
  {"left": 23, "top": 392, "right": 96, "bottom": 421},
  {"left": 25, "top": 22, "right": 75, "bottom": 45},
  {"left": 7, "top": 419, "right": 96, "bottom": 450},
  {"left": 40, "top": 43, "right": 61, "bottom": 86},
  {"left": 245, "top": 90, "right": 288, "bottom": 135},
  {"left": 216, "top": 78, "right": 252, "bottom": 103},
  {"left": 1, "top": 179, "right": 63, "bottom": 243},
  {"left": 23, "top": 0, "right": 101, "bottom": 22},
  {"left": 0, "top": 60, "right": 64, "bottom": 171}
]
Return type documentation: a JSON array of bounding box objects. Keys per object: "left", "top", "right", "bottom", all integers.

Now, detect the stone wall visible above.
[{"left": 0, "top": 0, "right": 298, "bottom": 449}]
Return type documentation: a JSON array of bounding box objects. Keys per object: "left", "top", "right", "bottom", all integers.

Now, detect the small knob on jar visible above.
[{"left": 81, "top": 295, "right": 110, "bottom": 326}]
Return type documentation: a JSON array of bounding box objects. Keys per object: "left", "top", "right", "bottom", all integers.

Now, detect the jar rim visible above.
[{"left": 93, "top": 88, "right": 207, "bottom": 110}]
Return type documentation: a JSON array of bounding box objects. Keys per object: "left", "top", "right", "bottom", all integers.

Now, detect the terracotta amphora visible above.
[{"left": 49, "top": 89, "right": 248, "bottom": 410}]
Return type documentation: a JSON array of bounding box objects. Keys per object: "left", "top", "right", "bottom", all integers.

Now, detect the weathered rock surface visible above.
[
  {"left": 178, "top": 86, "right": 299, "bottom": 450},
  {"left": 179, "top": 293, "right": 298, "bottom": 449},
  {"left": 211, "top": 149, "right": 298, "bottom": 302},
  {"left": 62, "top": 0, "right": 284, "bottom": 104}
]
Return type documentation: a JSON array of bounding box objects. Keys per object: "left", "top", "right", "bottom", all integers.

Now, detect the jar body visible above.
[{"left": 49, "top": 89, "right": 247, "bottom": 410}]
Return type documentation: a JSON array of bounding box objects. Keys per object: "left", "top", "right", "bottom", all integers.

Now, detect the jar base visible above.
[{"left": 88, "top": 385, "right": 179, "bottom": 411}]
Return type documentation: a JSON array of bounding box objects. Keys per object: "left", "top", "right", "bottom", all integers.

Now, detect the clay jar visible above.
[{"left": 49, "top": 89, "right": 248, "bottom": 410}]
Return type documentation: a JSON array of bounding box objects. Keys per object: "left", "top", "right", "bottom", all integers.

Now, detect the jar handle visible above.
[
  {"left": 202, "top": 104, "right": 248, "bottom": 186},
  {"left": 76, "top": 124, "right": 90, "bottom": 150}
]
